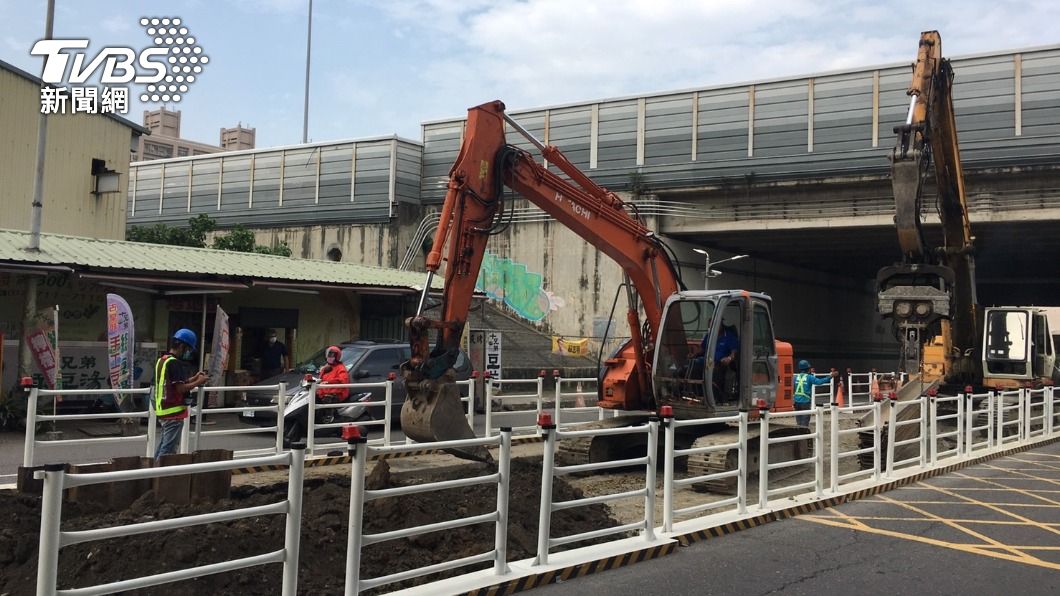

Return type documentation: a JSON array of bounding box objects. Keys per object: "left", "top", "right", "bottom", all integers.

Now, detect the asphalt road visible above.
[{"left": 537, "top": 441, "right": 1060, "bottom": 596}]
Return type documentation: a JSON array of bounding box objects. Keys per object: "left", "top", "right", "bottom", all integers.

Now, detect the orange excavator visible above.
[{"left": 400, "top": 100, "right": 809, "bottom": 480}]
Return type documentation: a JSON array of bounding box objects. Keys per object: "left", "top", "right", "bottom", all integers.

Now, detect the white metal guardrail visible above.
[
  {"left": 459, "top": 377, "right": 475, "bottom": 428},
  {"left": 661, "top": 409, "right": 747, "bottom": 531},
  {"left": 535, "top": 413, "right": 658, "bottom": 565},
  {"left": 846, "top": 372, "right": 873, "bottom": 405},
  {"left": 23, "top": 386, "right": 155, "bottom": 468},
  {"left": 344, "top": 429, "right": 512, "bottom": 594},
  {"left": 930, "top": 394, "right": 964, "bottom": 463},
  {"left": 757, "top": 406, "right": 825, "bottom": 507},
  {"left": 484, "top": 375, "right": 545, "bottom": 437},
  {"left": 35, "top": 447, "right": 306, "bottom": 596},
  {"left": 1048, "top": 387, "right": 1058, "bottom": 435},
  {"left": 190, "top": 384, "right": 287, "bottom": 457},
  {"left": 884, "top": 395, "right": 927, "bottom": 475},
  {"left": 964, "top": 392, "right": 994, "bottom": 453},
  {"left": 552, "top": 374, "right": 611, "bottom": 429},
  {"left": 830, "top": 400, "right": 882, "bottom": 490},
  {"left": 996, "top": 389, "right": 1024, "bottom": 446},
  {"left": 812, "top": 377, "right": 834, "bottom": 406},
  {"left": 306, "top": 380, "right": 393, "bottom": 455},
  {"left": 1024, "top": 388, "right": 1049, "bottom": 440}
]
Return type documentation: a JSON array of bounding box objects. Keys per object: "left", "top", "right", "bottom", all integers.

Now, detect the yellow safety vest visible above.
[
  {"left": 154, "top": 355, "right": 186, "bottom": 417},
  {"left": 794, "top": 373, "right": 812, "bottom": 401}
]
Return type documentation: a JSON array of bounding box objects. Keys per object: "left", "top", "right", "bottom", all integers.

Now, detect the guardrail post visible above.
[
  {"left": 872, "top": 398, "right": 882, "bottom": 481},
  {"left": 275, "top": 383, "right": 287, "bottom": 454},
  {"left": 24, "top": 386, "right": 39, "bottom": 468},
  {"left": 281, "top": 443, "right": 306, "bottom": 596},
  {"left": 536, "top": 374, "right": 545, "bottom": 437},
  {"left": 829, "top": 401, "right": 839, "bottom": 493},
  {"left": 344, "top": 430, "right": 368, "bottom": 595},
  {"left": 758, "top": 408, "right": 769, "bottom": 509},
  {"left": 306, "top": 382, "right": 318, "bottom": 455},
  {"left": 146, "top": 397, "right": 157, "bottom": 458},
  {"left": 383, "top": 380, "right": 394, "bottom": 447},
  {"left": 928, "top": 395, "right": 938, "bottom": 465},
  {"left": 813, "top": 406, "right": 824, "bottom": 498},
  {"left": 484, "top": 379, "right": 494, "bottom": 438},
  {"left": 643, "top": 418, "right": 658, "bottom": 542},
  {"left": 737, "top": 410, "right": 749, "bottom": 514},
  {"left": 996, "top": 390, "right": 1004, "bottom": 447},
  {"left": 179, "top": 412, "right": 191, "bottom": 454},
  {"left": 986, "top": 392, "right": 994, "bottom": 449},
  {"left": 495, "top": 427, "right": 512, "bottom": 575},
  {"left": 662, "top": 408, "right": 675, "bottom": 533},
  {"left": 192, "top": 387, "right": 206, "bottom": 452},
  {"left": 35, "top": 463, "right": 65, "bottom": 596},
  {"left": 1048, "top": 387, "right": 1055, "bottom": 436},
  {"left": 917, "top": 395, "right": 927, "bottom": 467},
  {"left": 963, "top": 393, "right": 973, "bottom": 456},
  {"left": 553, "top": 374, "right": 563, "bottom": 430},
  {"left": 885, "top": 397, "right": 897, "bottom": 478},
  {"left": 535, "top": 414, "right": 557, "bottom": 566},
  {"left": 957, "top": 392, "right": 965, "bottom": 456}
]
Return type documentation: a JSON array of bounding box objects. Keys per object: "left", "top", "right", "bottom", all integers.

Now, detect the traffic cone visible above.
[
  {"left": 869, "top": 374, "right": 881, "bottom": 401},
  {"left": 836, "top": 379, "right": 846, "bottom": 407},
  {"left": 575, "top": 381, "right": 586, "bottom": 408}
]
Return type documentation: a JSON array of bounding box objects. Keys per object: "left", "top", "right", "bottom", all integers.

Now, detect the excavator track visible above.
[
  {"left": 686, "top": 420, "right": 812, "bottom": 494},
  {"left": 555, "top": 415, "right": 653, "bottom": 466}
]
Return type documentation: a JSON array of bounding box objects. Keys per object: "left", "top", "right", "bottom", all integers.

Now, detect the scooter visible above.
[{"left": 283, "top": 374, "right": 373, "bottom": 446}]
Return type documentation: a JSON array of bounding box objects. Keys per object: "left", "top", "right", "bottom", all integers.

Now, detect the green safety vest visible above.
[
  {"left": 154, "top": 355, "right": 186, "bottom": 417},
  {"left": 794, "top": 373, "right": 812, "bottom": 401}
]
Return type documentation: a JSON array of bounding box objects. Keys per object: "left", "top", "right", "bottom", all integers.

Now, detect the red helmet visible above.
[{"left": 326, "top": 345, "right": 342, "bottom": 360}]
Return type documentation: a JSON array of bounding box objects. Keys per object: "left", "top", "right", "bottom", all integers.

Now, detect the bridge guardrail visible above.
[{"left": 35, "top": 447, "right": 306, "bottom": 595}]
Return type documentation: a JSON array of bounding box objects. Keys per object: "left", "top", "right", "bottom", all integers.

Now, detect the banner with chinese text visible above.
[
  {"left": 25, "top": 307, "right": 59, "bottom": 389},
  {"left": 208, "top": 305, "right": 230, "bottom": 387},
  {"left": 106, "top": 294, "right": 134, "bottom": 410},
  {"left": 551, "top": 336, "right": 590, "bottom": 356}
]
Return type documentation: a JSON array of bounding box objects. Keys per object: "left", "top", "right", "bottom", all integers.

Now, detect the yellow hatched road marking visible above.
[
  {"left": 812, "top": 515, "right": 1060, "bottom": 527},
  {"left": 1007, "top": 457, "right": 1060, "bottom": 471},
  {"left": 951, "top": 472, "right": 1060, "bottom": 507},
  {"left": 981, "top": 464, "right": 1060, "bottom": 487},
  {"left": 915, "top": 482, "right": 1060, "bottom": 540},
  {"left": 875, "top": 494, "right": 1027, "bottom": 558}
]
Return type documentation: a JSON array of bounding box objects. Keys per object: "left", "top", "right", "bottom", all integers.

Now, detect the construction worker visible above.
[
  {"left": 793, "top": 359, "right": 835, "bottom": 427},
  {"left": 153, "top": 329, "right": 209, "bottom": 458},
  {"left": 317, "top": 345, "right": 350, "bottom": 402}
]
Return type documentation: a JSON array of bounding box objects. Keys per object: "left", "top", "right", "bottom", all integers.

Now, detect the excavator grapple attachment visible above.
[{"left": 401, "top": 368, "right": 492, "bottom": 463}]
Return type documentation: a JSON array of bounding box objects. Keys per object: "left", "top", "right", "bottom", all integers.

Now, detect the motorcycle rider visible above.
[{"left": 317, "top": 345, "right": 350, "bottom": 402}]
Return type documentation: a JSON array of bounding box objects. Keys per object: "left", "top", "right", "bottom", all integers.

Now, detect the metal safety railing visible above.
[
  {"left": 306, "top": 380, "right": 393, "bottom": 454},
  {"left": 458, "top": 377, "right": 475, "bottom": 429},
  {"left": 536, "top": 413, "right": 658, "bottom": 565},
  {"left": 964, "top": 392, "right": 994, "bottom": 454},
  {"left": 1024, "top": 388, "right": 1049, "bottom": 440},
  {"left": 884, "top": 395, "right": 927, "bottom": 475},
  {"left": 484, "top": 375, "right": 545, "bottom": 437},
  {"left": 812, "top": 377, "right": 835, "bottom": 406},
  {"left": 830, "top": 400, "right": 882, "bottom": 490},
  {"left": 190, "top": 383, "right": 287, "bottom": 458},
  {"left": 344, "top": 429, "right": 511, "bottom": 594},
  {"left": 35, "top": 447, "right": 306, "bottom": 596},
  {"left": 757, "top": 406, "right": 825, "bottom": 508},
  {"left": 552, "top": 374, "right": 611, "bottom": 430},
  {"left": 846, "top": 372, "right": 874, "bottom": 405},
  {"left": 24, "top": 386, "right": 155, "bottom": 468},
  {"left": 996, "top": 390, "right": 1024, "bottom": 446},
  {"left": 660, "top": 410, "right": 747, "bottom": 531},
  {"left": 930, "top": 394, "right": 964, "bottom": 463},
  {"left": 1048, "top": 387, "right": 1059, "bottom": 436}
]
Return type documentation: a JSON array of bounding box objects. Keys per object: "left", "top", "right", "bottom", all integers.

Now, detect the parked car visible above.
[{"left": 239, "top": 340, "right": 473, "bottom": 430}]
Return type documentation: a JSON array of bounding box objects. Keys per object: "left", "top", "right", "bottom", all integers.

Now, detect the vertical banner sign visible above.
[
  {"left": 25, "top": 307, "right": 59, "bottom": 389},
  {"left": 485, "top": 330, "right": 502, "bottom": 380},
  {"left": 106, "top": 294, "right": 135, "bottom": 410},
  {"left": 208, "top": 305, "right": 230, "bottom": 387}
]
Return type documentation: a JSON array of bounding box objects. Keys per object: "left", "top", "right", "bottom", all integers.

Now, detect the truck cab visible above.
[{"left": 982, "top": 307, "right": 1056, "bottom": 388}]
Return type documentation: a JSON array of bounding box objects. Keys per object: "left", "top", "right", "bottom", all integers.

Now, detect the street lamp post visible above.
[{"left": 692, "top": 249, "right": 748, "bottom": 290}]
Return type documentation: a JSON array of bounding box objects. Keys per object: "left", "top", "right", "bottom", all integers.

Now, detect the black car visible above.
[{"left": 240, "top": 340, "right": 473, "bottom": 427}]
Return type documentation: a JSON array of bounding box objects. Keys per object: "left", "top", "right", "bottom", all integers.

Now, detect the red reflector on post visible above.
[
  {"left": 756, "top": 398, "right": 768, "bottom": 409},
  {"left": 341, "top": 425, "right": 362, "bottom": 440},
  {"left": 552, "top": 369, "right": 560, "bottom": 378},
  {"left": 483, "top": 371, "right": 492, "bottom": 379},
  {"left": 387, "top": 372, "right": 397, "bottom": 381},
  {"left": 19, "top": 376, "right": 34, "bottom": 387},
  {"left": 538, "top": 369, "right": 546, "bottom": 377},
  {"left": 927, "top": 387, "right": 938, "bottom": 397},
  {"left": 659, "top": 405, "right": 674, "bottom": 418},
  {"left": 471, "top": 370, "right": 480, "bottom": 378},
  {"left": 303, "top": 374, "right": 314, "bottom": 382},
  {"left": 537, "top": 412, "right": 553, "bottom": 427},
  {"left": 964, "top": 385, "right": 974, "bottom": 394}
]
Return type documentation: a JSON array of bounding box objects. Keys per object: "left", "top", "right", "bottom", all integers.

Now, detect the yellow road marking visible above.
[
  {"left": 976, "top": 545, "right": 1060, "bottom": 551},
  {"left": 856, "top": 499, "right": 1058, "bottom": 507},
  {"left": 810, "top": 515, "right": 1060, "bottom": 527},
  {"left": 875, "top": 494, "right": 1026, "bottom": 558},
  {"left": 952, "top": 472, "right": 1060, "bottom": 507},
  {"left": 1008, "top": 457, "right": 1060, "bottom": 471},
  {"left": 915, "top": 482, "right": 1060, "bottom": 541},
  {"left": 981, "top": 464, "right": 1060, "bottom": 487},
  {"left": 799, "top": 516, "right": 1060, "bottom": 570}
]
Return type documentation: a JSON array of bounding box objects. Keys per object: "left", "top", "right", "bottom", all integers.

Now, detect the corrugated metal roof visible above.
[{"left": 0, "top": 228, "right": 434, "bottom": 291}]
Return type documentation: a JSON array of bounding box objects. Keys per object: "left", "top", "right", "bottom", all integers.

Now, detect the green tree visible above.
[
  {"left": 128, "top": 216, "right": 291, "bottom": 257},
  {"left": 213, "top": 225, "right": 292, "bottom": 257}
]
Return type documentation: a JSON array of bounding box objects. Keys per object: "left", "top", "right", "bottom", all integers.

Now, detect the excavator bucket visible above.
[{"left": 401, "top": 369, "right": 492, "bottom": 463}]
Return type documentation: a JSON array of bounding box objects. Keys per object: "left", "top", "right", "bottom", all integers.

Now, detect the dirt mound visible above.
[{"left": 0, "top": 457, "right": 621, "bottom": 595}]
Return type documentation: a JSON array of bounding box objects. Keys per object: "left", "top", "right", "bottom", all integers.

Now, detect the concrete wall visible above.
[{"left": 0, "top": 67, "right": 135, "bottom": 240}]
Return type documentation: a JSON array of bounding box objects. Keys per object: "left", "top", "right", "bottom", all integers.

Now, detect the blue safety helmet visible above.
[
  {"left": 798, "top": 359, "right": 811, "bottom": 372},
  {"left": 173, "top": 328, "right": 198, "bottom": 351}
]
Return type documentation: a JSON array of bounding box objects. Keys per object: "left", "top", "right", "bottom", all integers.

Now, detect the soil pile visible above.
[{"left": 0, "top": 457, "right": 621, "bottom": 595}]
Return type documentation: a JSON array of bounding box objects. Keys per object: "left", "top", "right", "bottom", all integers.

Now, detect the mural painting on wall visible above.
[{"left": 475, "top": 251, "right": 564, "bottom": 322}]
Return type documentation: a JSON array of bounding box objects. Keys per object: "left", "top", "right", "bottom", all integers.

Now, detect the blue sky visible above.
[{"left": 2, "top": 0, "right": 1057, "bottom": 148}]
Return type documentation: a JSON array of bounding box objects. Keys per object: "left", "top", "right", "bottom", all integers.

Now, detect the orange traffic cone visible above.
[
  {"left": 575, "top": 381, "right": 586, "bottom": 408},
  {"left": 869, "top": 374, "right": 881, "bottom": 401},
  {"left": 836, "top": 379, "right": 846, "bottom": 407}
]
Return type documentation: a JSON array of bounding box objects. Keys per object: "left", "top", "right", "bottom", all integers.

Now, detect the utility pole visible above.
[
  {"left": 19, "top": 0, "right": 55, "bottom": 380},
  {"left": 302, "top": 0, "right": 313, "bottom": 143}
]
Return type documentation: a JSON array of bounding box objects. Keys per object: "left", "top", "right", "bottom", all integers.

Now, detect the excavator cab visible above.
[
  {"left": 982, "top": 307, "right": 1056, "bottom": 386},
  {"left": 653, "top": 291, "right": 781, "bottom": 418}
]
